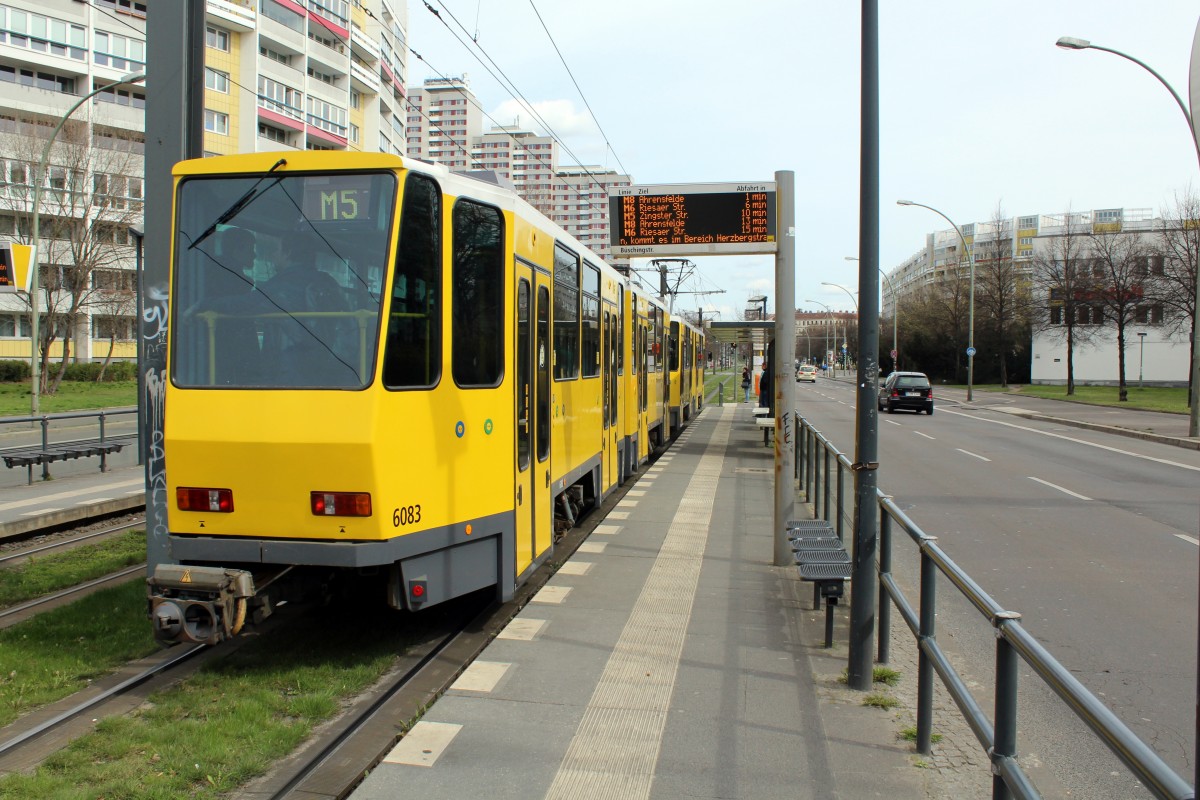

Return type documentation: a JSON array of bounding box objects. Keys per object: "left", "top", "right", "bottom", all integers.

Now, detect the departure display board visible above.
[{"left": 609, "top": 182, "right": 777, "bottom": 257}]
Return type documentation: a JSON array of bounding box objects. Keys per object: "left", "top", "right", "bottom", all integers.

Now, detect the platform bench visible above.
[
  {"left": 2, "top": 438, "right": 128, "bottom": 485},
  {"left": 755, "top": 416, "right": 774, "bottom": 445},
  {"left": 789, "top": 521, "right": 852, "bottom": 647}
]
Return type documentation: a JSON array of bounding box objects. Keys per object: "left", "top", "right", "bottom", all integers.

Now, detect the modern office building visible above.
[{"left": 0, "top": 0, "right": 410, "bottom": 366}]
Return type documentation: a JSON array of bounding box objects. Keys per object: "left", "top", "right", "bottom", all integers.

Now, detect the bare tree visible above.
[
  {"left": 973, "top": 205, "right": 1030, "bottom": 388},
  {"left": 901, "top": 278, "right": 970, "bottom": 381},
  {"left": 89, "top": 277, "right": 137, "bottom": 381},
  {"left": 1087, "top": 229, "right": 1157, "bottom": 401},
  {"left": 1155, "top": 192, "right": 1199, "bottom": 403},
  {"left": 0, "top": 113, "right": 143, "bottom": 394},
  {"left": 1030, "top": 210, "right": 1100, "bottom": 395}
]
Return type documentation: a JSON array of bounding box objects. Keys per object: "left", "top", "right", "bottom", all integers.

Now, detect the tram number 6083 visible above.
[{"left": 393, "top": 505, "right": 421, "bottom": 527}]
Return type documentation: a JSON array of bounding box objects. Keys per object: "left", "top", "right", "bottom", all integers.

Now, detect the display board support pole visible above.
[{"left": 772, "top": 171, "right": 796, "bottom": 567}]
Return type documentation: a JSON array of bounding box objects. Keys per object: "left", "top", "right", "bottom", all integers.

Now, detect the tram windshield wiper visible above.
[{"left": 187, "top": 158, "right": 287, "bottom": 251}]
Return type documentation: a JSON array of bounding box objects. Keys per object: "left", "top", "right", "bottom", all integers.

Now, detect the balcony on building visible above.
[{"left": 205, "top": 0, "right": 256, "bottom": 32}]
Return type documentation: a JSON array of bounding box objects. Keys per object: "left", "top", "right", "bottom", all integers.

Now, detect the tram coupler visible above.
[{"left": 148, "top": 565, "right": 256, "bottom": 646}]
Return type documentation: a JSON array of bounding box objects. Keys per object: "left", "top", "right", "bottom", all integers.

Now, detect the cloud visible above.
[{"left": 489, "top": 98, "right": 607, "bottom": 164}]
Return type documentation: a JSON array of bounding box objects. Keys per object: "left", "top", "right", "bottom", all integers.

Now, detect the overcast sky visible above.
[{"left": 406, "top": 1, "right": 1200, "bottom": 325}]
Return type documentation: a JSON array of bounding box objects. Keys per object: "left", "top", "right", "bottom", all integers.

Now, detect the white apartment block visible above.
[
  {"left": 0, "top": 0, "right": 410, "bottom": 365},
  {"left": 888, "top": 208, "right": 1193, "bottom": 386},
  {"left": 405, "top": 76, "right": 631, "bottom": 265}
]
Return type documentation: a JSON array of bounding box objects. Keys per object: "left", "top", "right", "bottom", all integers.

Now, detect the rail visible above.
[
  {"left": 795, "top": 414, "right": 1195, "bottom": 800},
  {"left": 0, "top": 408, "right": 138, "bottom": 483}
]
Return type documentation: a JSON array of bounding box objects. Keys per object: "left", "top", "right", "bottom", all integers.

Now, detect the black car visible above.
[{"left": 878, "top": 371, "right": 933, "bottom": 414}]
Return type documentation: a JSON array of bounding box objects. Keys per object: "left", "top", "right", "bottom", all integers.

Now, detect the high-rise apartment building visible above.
[
  {"left": 0, "top": 0, "right": 410, "bottom": 366},
  {"left": 405, "top": 75, "right": 631, "bottom": 265}
]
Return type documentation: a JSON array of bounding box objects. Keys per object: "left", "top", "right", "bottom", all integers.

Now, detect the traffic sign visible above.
[
  {"left": 890, "top": 349, "right": 897, "bottom": 359},
  {"left": 966, "top": 346, "right": 977, "bottom": 357}
]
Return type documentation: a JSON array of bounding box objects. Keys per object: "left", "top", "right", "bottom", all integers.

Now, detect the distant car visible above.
[
  {"left": 878, "top": 371, "right": 933, "bottom": 414},
  {"left": 796, "top": 365, "right": 818, "bottom": 382}
]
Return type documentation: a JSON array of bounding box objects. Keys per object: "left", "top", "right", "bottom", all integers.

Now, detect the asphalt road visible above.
[{"left": 793, "top": 376, "right": 1200, "bottom": 799}]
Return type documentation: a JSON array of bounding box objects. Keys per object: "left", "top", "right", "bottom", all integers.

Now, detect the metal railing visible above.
[
  {"left": 0, "top": 407, "right": 138, "bottom": 482},
  {"left": 796, "top": 414, "right": 1194, "bottom": 800}
]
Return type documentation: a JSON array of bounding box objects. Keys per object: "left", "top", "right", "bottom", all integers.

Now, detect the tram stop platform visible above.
[{"left": 352, "top": 403, "right": 938, "bottom": 800}]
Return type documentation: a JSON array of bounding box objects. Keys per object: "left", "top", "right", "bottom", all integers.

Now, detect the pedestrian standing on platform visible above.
[
  {"left": 759, "top": 360, "right": 773, "bottom": 413},
  {"left": 741, "top": 365, "right": 751, "bottom": 403}
]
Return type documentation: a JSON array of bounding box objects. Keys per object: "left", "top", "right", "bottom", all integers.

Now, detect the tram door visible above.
[
  {"left": 515, "top": 274, "right": 534, "bottom": 572},
  {"left": 515, "top": 266, "right": 553, "bottom": 572},
  {"left": 602, "top": 303, "right": 618, "bottom": 491}
]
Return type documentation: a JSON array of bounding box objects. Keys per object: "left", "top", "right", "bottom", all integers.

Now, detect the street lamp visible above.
[
  {"left": 897, "top": 199, "right": 975, "bottom": 401},
  {"left": 845, "top": 256, "right": 899, "bottom": 371},
  {"left": 747, "top": 293, "right": 768, "bottom": 320},
  {"left": 1138, "top": 331, "right": 1147, "bottom": 389},
  {"left": 29, "top": 70, "right": 147, "bottom": 418},
  {"left": 1056, "top": 35, "right": 1200, "bottom": 436},
  {"left": 822, "top": 280, "right": 858, "bottom": 312},
  {"left": 806, "top": 299, "right": 835, "bottom": 374}
]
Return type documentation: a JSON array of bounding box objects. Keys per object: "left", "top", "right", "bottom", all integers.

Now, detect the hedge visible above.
[{"left": 0, "top": 360, "right": 137, "bottom": 382}]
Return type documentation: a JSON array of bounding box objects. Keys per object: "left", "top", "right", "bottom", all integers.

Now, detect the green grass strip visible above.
[
  {"left": 0, "top": 599, "right": 418, "bottom": 799},
  {"left": 0, "top": 580, "right": 158, "bottom": 729},
  {"left": 975, "top": 384, "right": 1188, "bottom": 415},
  {"left": 0, "top": 381, "right": 137, "bottom": 415},
  {"left": 0, "top": 531, "right": 147, "bottom": 609}
]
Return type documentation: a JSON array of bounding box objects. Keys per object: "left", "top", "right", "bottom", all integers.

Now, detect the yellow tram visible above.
[{"left": 147, "top": 151, "right": 701, "bottom": 645}]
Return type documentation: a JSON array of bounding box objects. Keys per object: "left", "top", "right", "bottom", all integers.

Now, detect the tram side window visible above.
[
  {"left": 452, "top": 199, "right": 503, "bottom": 387},
  {"left": 629, "top": 294, "right": 638, "bottom": 376},
  {"left": 669, "top": 321, "right": 680, "bottom": 372},
  {"left": 553, "top": 243, "right": 579, "bottom": 380},
  {"left": 581, "top": 261, "right": 600, "bottom": 378},
  {"left": 616, "top": 286, "right": 624, "bottom": 374},
  {"left": 383, "top": 173, "right": 441, "bottom": 389}
]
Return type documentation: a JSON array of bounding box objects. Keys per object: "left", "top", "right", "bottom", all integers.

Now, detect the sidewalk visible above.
[{"left": 932, "top": 385, "right": 1199, "bottom": 450}]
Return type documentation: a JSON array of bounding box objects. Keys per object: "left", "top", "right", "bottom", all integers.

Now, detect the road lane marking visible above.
[
  {"left": 913, "top": 431, "right": 936, "bottom": 440},
  {"left": 884, "top": 419, "right": 902, "bottom": 426},
  {"left": 957, "top": 449, "right": 991, "bottom": 462},
  {"left": 1028, "top": 476, "right": 1092, "bottom": 501},
  {"left": 940, "top": 407, "right": 1200, "bottom": 472},
  {"left": 1175, "top": 534, "right": 1200, "bottom": 546}
]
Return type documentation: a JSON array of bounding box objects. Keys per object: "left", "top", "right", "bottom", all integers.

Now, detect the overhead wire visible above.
[
  {"left": 524, "top": 0, "right": 630, "bottom": 177},
  {"left": 421, "top": 1, "right": 616, "bottom": 197}
]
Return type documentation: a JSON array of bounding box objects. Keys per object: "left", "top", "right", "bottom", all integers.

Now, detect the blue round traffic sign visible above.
[{"left": 966, "top": 346, "right": 977, "bottom": 357}]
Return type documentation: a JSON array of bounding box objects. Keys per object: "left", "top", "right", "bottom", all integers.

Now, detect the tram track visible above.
[
  {"left": 0, "top": 448, "right": 657, "bottom": 797},
  {"left": 0, "top": 644, "right": 207, "bottom": 770},
  {"left": 241, "top": 453, "right": 647, "bottom": 800}
]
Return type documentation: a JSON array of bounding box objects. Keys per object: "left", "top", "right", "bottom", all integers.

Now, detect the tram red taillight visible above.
[
  {"left": 311, "top": 492, "right": 372, "bottom": 517},
  {"left": 176, "top": 487, "right": 234, "bottom": 512}
]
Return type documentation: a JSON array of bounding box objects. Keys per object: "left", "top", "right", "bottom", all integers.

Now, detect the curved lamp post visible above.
[
  {"left": 29, "top": 70, "right": 147, "bottom": 417},
  {"left": 897, "top": 199, "right": 975, "bottom": 401},
  {"left": 845, "top": 256, "right": 899, "bottom": 371},
  {"left": 806, "top": 299, "right": 834, "bottom": 373},
  {"left": 1056, "top": 35, "right": 1200, "bottom": 436},
  {"left": 822, "top": 282, "right": 859, "bottom": 375}
]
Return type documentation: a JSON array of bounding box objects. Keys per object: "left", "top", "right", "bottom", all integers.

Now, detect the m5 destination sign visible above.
[{"left": 609, "top": 182, "right": 777, "bottom": 257}]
